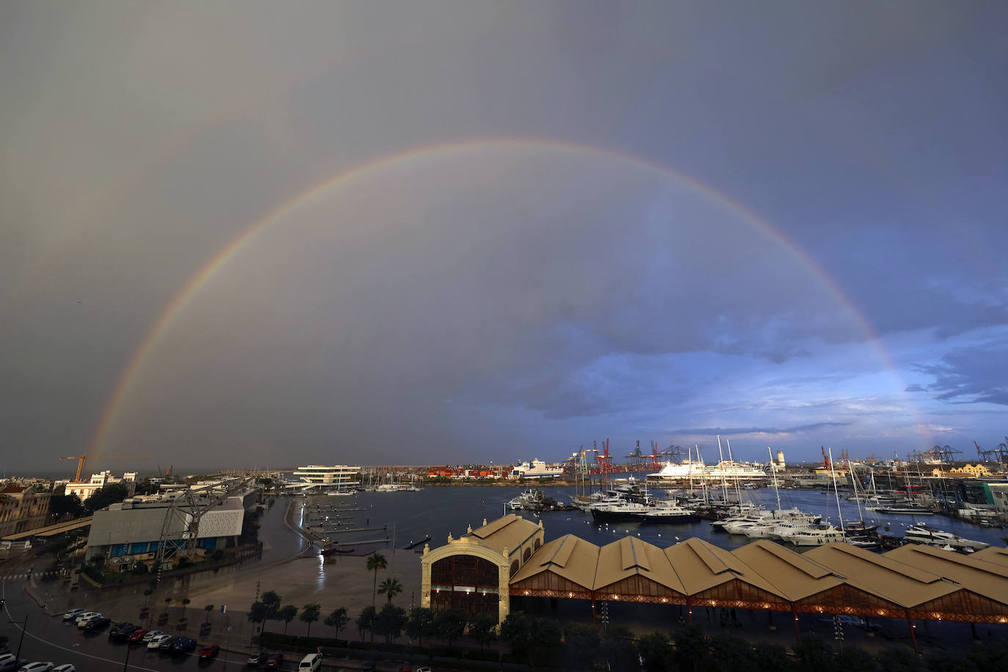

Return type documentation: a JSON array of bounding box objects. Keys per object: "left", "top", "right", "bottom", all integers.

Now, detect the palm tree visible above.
[
  {"left": 324, "top": 607, "right": 349, "bottom": 640},
  {"left": 366, "top": 552, "right": 387, "bottom": 609},
  {"left": 300, "top": 603, "right": 321, "bottom": 639},
  {"left": 277, "top": 605, "right": 298, "bottom": 633},
  {"left": 377, "top": 577, "right": 403, "bottom": 605}
]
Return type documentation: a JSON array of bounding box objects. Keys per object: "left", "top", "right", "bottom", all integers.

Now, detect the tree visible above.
[
  {"left": 324, "top": 607, "right": 349, "bottom": 640},
  {"left": 248, "top": 601, "right": 270, "bottom": 632},
  {"left": 366, "top": 552, "right": 387, "bottom": 609},
  {"left": 277, "top": 605, "right": 298, "bottom": 633},
  {"left": 204, "top": 604, "right": 214, "bottom": 624},
  {"left": 405, "top": 607, "right": 434, "bottom": 646},
  {"left": 300, "top": 603, "right": 321, "bottom": 639},
  {"left": 48, "top": 494, "right": 84, "bottom": 520},
  {"left": 566, "top": 623, "right": 604, "bottom": 671},
  {"left": 82, "top": 482, "right": 130, "bottom": 512},
  {"left": 261, "top": 591, "right": 281, "bottom": 611},
  {"left": 434, "top": 608, "right": 467, "bottom": 649},
  {"left": 377, "top": 577, "right": 403, "bottom": 605},
  {"left": 373, "top": 604, "right": 407, "bottom": 643},
  {"left": 260, "top": 591, "right": 281, "bottom": 623},
  {"left": 501, "top": 612, "right": 533, "bottom": 652},
  {"left": 637, "top": 632, "right": 673, "bottom": 672},
  {"left": 468, "top": 615, "right": 497, "bottom": 651},
  {"left": 357, "top": 606, "right": 376, "bottom": 640}
]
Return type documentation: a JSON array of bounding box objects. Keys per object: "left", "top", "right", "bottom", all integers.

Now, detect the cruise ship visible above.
[
  {"left": 291, "top": 464, "right": 361, "bottom": 491},
  {"left": 648, "top": 460, "right": 766, "bottom": 484},
  {"left": 510, "top": 459, "right": 565, "bottom": 480}
]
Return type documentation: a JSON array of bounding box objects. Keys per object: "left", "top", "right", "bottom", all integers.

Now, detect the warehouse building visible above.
[{"left": 84, "top": 492, "right": 248, "bottom": 569}]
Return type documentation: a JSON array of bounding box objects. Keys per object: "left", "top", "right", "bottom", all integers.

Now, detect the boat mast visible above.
[
  {"left": 697, "top": 445, "right": 709, "bottom": 505},
  {"left": 726, "top": 438, "right": 743, "bottom": 505},
  {"left": 768, "top": 446, "right": 781, "bottom": 511},
  {"left": 688, "top": 445, "right": 695, "bottom": 496},
  {"left": 848, "top": 458, "right": 864, "bottom": 523},
  {"left": 716, "top": 435, "right": 729, "bottom": 503},
  {"left": 828, "top": 448, "right": 845, "bottom": 533}
]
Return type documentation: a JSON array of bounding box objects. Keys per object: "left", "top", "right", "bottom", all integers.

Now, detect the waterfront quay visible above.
[{"left": 5, "top": 487, "right": 1007, "bottom": 670}]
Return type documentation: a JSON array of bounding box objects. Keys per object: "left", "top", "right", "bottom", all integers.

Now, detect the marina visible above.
[{"left": 290, "top": 483, "right": 1007, "bottom": 556}]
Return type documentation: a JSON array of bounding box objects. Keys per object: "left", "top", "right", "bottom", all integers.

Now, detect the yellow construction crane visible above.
[{"left": 59, "top": 454, "right": 142, "bottom": 482}]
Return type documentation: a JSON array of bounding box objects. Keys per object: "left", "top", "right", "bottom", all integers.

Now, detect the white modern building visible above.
[
  {"left": 291, "top": 465, "right": 361, "bottom": 490},
  {"left": 64, "top": 470, "right": 137, "bottom": 501}
]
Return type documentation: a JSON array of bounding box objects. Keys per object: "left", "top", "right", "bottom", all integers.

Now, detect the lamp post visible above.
[{"left": 122, "top": 639, "right": 130, "bottom": 671}]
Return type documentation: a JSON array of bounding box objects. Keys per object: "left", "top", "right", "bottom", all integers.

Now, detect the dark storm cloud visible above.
[
  {"left": 917, "top": 333, "right": 1008, "bottom": 406},
  {"left": 0, "top": 2, "right": 1006, "bottom": 469}
]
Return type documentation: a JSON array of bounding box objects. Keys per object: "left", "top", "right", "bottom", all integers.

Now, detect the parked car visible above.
[
  {"left": 127, "top": 629, "right": 147, "bottom": 643},
  {"left": 264, "top": 653, "right": 283, "bottom": 669},
  {"left": 148, "top": 634, "right": 173, "bottom": 650},
  {"left": 52, "top": 666, "right": 77, "bottom": 672},
  {"left": 74, "top": 612, "right": 100, "bottom": 628},
  {"left": 61, "top": 609, "right": 85, "bottom": 622},
  {"left": 17, "top": 663, "right": 54, "bottom": 672},
  {"left": 247, "top": 651, "right": 266, "bottom": 666},
  {"left": 108, "top": 623, "right": 140, "bottom": 641},
  {"left": 82, "top": 617, "right": 110, "bottom": 633},
  {"left": 0, "top": 655, "right": 18, "bottom": 672},
  {"left": 158, "top": 636, "right": 179, "bottom": 651},
  {"left": 142, "top": 630, "right": 165, "bottom": 643},
  {"left": 171, "top": 637, "right": 196, "bottom": 654}
]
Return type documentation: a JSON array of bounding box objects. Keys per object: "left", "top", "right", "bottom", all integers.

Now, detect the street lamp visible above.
[{"left": 0, "top": 600, "right": 29, "bottom": 661}]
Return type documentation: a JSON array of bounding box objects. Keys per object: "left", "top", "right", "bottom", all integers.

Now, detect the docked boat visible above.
[
  {"left": 873, "top": 503, "right": 934, "bottom": 515},
  {"left": 590, "top": 500, "right": 652, "bottom": 523},
  {"left": 639, "top": 502, "right": 701, "bottom": 525},
  {"left": 903, "top": 524, "right": 989, "bottom": 551},
  {"left": 508, "top": 489, "right": 545, "bottom": 511},
  {"left": 786, "top": 525, "right": 846, "bottom": 546}
]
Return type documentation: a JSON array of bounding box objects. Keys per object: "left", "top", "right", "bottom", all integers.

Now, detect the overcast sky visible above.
[{"left": 2, "top": 1, "right": 1006, "bottom": 472}]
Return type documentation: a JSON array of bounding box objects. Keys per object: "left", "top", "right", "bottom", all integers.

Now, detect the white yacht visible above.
[
  {"left": 904, "top": 524, "right": 989, "bottom": 551},
  {"left": 786, "top": 525, "right": 846, "bottom": 546}
]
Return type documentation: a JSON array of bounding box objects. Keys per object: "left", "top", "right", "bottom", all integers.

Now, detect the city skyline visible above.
[{"left": 2, "top": 2, "right": 1006, "bottom": 471}]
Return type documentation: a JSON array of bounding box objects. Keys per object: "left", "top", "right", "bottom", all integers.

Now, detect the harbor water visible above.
[{"left": 302, "top": 484, "right": 1007, "bottom": 554}]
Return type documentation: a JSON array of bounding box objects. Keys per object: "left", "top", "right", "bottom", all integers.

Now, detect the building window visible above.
[
  {"left": 523, "top": 547, "right": 532, "bottom": 562},
  {"left": 534, "top": 538, "right": 541, "bottom": 551},
  {"left": 430, "top": 554, "right": 500, "bottom": 617}
]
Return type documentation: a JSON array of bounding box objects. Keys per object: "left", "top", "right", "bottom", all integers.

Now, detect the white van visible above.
[{"left": 298, "top": 653, "right": 322, "bottom": 670}]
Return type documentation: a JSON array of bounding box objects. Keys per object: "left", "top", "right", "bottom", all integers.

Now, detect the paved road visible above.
[{"left": 1, "top": 578, "right": 259, "bottom": 671}]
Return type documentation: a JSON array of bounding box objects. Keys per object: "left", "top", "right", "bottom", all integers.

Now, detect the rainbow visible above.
[{"left": 87, "top": 137, "right": 911, "bottom": 459}]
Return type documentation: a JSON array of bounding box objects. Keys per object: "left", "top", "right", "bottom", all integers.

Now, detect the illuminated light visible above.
[
  {"left": 524, "top": 590, "right": 530, "bottom": 596},
  {"left": 568, "top": 593, "right": 573, "bottom": 598},
  {"left": 612, "top": 594, "right": 618, "bottom": 600}
]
